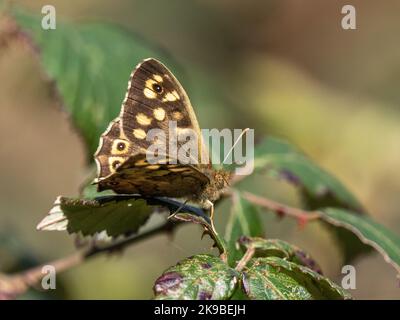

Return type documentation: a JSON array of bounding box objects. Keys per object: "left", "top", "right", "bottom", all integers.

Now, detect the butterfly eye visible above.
[{"left": 152, "top": 83, "right": 163, "bottom": 94}]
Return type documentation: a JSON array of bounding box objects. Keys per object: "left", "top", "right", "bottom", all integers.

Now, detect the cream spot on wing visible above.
[
  {"left": 146, "top": 165, "right": 160, "bottom": 170},
  {"left": 163, "top": 91, "right": 179, "bottom": 102},
  {"left": 153, "top": 107, "right": 166, "bottom": 121},
  {"left": 172, "top": 111, "right": 183, "bottom": 121},
  {"left": 169, "top": 167, "right": 189, "bottom": 172},
  {"left": 144, "top": 87, "right": 157, "bottom": 99},
  {"left": 134, "top": 159, "right": 148, "bottom": 167},
  {"left": 133, "top": 128, "right": 146, "bottom": 139},
  {"left": 172, "top": 90, "right": 180, "bottom": 100},
  {"left": 153, "top": 74, "right": 163, "bottom": 82},
  {"left": 156, "top": 157, "right": 169, "bottom": 164},
  {"left": 136, "top": 113, "right": 152, "bottom": 126},
  {"left": 145, "top": 78, "right": 157, "bottom": 87}
]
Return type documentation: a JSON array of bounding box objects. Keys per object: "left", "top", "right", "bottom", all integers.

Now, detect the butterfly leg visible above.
[{"left": 205, "top": 199, "right": 217, "bottom": 233}]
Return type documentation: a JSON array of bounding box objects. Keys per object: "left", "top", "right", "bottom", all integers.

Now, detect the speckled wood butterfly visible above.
[{"left": 93, "top": 58, "right": 231, "bottom": 228}]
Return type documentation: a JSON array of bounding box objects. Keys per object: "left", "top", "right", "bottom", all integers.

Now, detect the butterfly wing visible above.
[
  {"left": 94, "top": 58, "right": 211, "bottom": 197},
  {"left": 97, "top": 153, "right": 209, "bottom": 197},
  {"left": 94, "top": 118, "right": 135, "bottom": 178},
  {"left": 120, "top": 58, "right": 209, "bottom": 165}
]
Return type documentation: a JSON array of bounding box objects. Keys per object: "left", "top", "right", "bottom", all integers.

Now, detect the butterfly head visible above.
[
  {"left": 197, "top": 169, "right": 232, "bottom": 204},
  {"left": 213, "top": 169, "right": 232, "bottom": 189}
]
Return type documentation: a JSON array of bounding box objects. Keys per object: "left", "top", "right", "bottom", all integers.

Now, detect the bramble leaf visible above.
[
  {"left": 254, "top": 137, "right": 362, "bottom": 210},
  {"left": 242, "top": 257, "right": 351, "bottom": 300},
  {"left": 37, "top": 196, "right": 155, "bottom": 237},
  {"left": 11, "top": 9, "right": 172, "bottom": 160},
  {"left": 238, "top": 236, "right": 322, "bottom": 274},
  {"left": 154, "top": 254, "right": 238, "bottom": 300},
  {"left": 253, "top": 137, "right": 371, "bottom": 262},
  {"left": 319, "top": 208, "right": 400, "bottom": 275}
]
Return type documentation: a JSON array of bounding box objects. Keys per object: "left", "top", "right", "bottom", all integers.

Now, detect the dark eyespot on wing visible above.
[{"left": 94, "top": 119, "right": 133, "bottom": 178}]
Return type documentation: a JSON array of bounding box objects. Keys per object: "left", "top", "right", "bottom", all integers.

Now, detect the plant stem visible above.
[
  {"left": 0, "top": 220, "right": 178, "bottom": 298},
  {"left": 208, "top": 227, "right": 228, "bottom": 263},
  {"left": 242, "top": 191, "right": 321, "bottom": 222},
  {"left": 235, "top": 247, "right": 255, "bottom": 272}
]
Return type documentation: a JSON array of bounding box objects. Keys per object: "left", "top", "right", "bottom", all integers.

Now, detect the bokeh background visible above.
[{"left": 1, "top": 0, "right": 400, "bottom": 299}]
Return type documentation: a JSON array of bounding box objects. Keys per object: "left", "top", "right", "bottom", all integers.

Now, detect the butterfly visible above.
[{"left": 93, "top": 58, "right": 231, "bottom": 230}]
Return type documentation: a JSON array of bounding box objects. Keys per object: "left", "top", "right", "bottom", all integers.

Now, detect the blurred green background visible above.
[{"left": 1, "top": 0, "right": 400, "bottom": 299}]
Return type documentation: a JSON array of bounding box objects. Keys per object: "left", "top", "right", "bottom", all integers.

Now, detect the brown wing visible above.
[
  {"left": 93, "top": 58, "right": 212, "bottom": 197},
  {"left": 94, "top": 118, "right": 137, "bottom": 178},
  {"left": 97, "top": 154, "right": 210, "bottom": 198},
  {"left": 119, "top": 58, "right": 210, "bottom": 165}
]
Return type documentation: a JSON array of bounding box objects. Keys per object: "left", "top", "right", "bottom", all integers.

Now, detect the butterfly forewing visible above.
[
  {"left": 94, "top": 58, "right": 212, "bottom": 197},
  {"left": 120, "top": 58, "right": 209, "bottom": 165}
]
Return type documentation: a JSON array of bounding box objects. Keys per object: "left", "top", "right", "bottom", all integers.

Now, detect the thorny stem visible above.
[
  {"left": 235, "top": 247, "right": 255, "bottom": 272},
  {"left": 0, "top": 251, "right": 83, "bottom": 299},
  {"left": 207, "top": 225, "right": 228, "bottom": 263},
  {"left": 242, "top": 191, "right": 321, "bottom": 223},
  {"left": 172, "top": 213, "right": 228, "bottom": 262}
]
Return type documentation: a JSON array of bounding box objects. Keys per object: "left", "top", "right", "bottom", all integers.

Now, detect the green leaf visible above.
[
  {"left": 238, "top": 236, "right": 322, "bottom": 274},
  {"left": 37, "top": 196, "right": 155, "bottom": 237},
  {"left": 319, "top": 208, "right": 400, "bottom": 275},
  {"left": 11, "top": 9, "right": 173, "bottom": 160},
  {"left": 80, "top": 181, "right": 115, "bottom": 199},
  {"left": 224, "top": 192, "right": 264, "bottom": 267},
  {"left": 253, "top": 137, "right": 371, "bottom": 262},
  {"left": 254, "top": 137, "right": 362, "bottom": 210},
  {"left": 229, "top": 286, "right": 249, "bottom": 300},
  {"left": 153, "top": 254, "right": 238, "bottom": 300},
  {"left": 242, "top": 257, "right": 351, "bottom": 300}
]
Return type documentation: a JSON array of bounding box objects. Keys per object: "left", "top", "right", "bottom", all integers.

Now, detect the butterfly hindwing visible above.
[
  {"left": 97, "top": 154, "right": 209, "bottom": 197},
  {"left": 94, "top": 118, "right": 135, "bottom": 179}
]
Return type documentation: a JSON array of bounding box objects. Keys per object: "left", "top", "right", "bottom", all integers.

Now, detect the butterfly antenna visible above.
[{"left": 222, "top": 128, "right": 250, "bottom": 164}]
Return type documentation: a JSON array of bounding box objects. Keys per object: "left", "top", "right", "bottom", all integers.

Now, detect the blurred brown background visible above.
[{"left": 1, "top": 0, "right": 399, "bottom": 299}]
